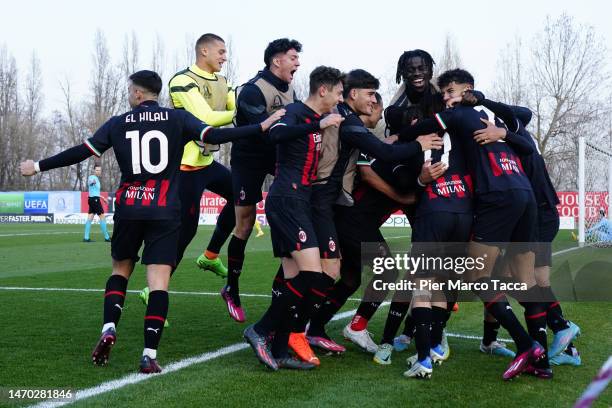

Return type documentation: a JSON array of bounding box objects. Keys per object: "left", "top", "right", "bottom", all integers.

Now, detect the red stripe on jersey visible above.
[
  {"left": 311, "top": 141, "right": 320, "bottom": 182},
  {"left": 302, "top": 134, "right": 316, "bottom": 185},
  {"left": 426, "top": 184, "right": 437, "bottom": 200},
  {"left": 464, "top": 174, "right": 474, "bottom": 194},
  {"left": 141, "top": 180, "right": 157, "bottom": 206},
  {"left": 500, "top": 152, "right": 513, "bottom": 174},
  {"left": 488, "top": 152, "right": 503, "bottom": 176},
  {"left": 451, "top": 175, "right": 465, "bottom": 198},
  {"left": 125, "top": 181, "right": 141, "bottom": 206},
  {"left": 515, "top": 155, "right": 525, "bottom": 174},
  {"left": 115, "top": 182, "right": 129, "bottom": 205},
  {"left": 436, "top": 177, "right": 450, "bottom": 197},
  {"left": 158, "top": 180, "right": 170, "bottom": 207},
  {"left": 353, "top": 186, "right": 366, "bottom": 202}
]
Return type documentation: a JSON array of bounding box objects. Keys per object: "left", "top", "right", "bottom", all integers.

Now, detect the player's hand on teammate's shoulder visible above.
[
  {"left": 473, "top": 118, "right": 506, "bottom": 145},
  {"left": 260, "top": 108, "right": 287, "bottom": 132},
  {"left": 446, "top": 96, "right": 463, "bottom": 107},
  {"left": 418, "top": 159, "right": 447, "bottom": 185},
  {"left": 416, "top": 133, "right": 443, "bottom": 151},
  {"left": 460, "top": 90, "right": 478, "bottom": 106},
  {"left": 320, "top": 113, "right": 344, "bottom": 129},
  {"left": 460, "top": 90, "right": 485, "bottom": 107},
  {"left": 20, "top": 160, "right": 37, "bottom": 176}
]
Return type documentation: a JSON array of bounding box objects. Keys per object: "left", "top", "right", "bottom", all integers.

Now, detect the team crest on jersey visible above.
[
  {"left": 298, "top": 230, "right": 307, "bottom": 243},
  {"left": 328, "top": 238, "right": 336, "bottom": 252},
  {"left": 239, "top": 188, "right": 246, "bottom": 201}
]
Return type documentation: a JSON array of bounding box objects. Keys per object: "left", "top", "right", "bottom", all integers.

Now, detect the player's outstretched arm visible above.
[
  {"left": 266, "top": 122, "right": 319, "bottom": 143},
  {"left": 473, "top": 119, "right": 534, "bottom": 155},
  {"left": 504, "top": 131, "right": 534, "bottom": 155},
  {"left": 344, "top": 121, "right": 440, "bottom": 162},
  {"left": 463, "top": 91, "right": 521, "bottom": 133},
  {"left": 183, "top": 109, "right": 286, "bottom": 145},
  {"left": 397, "top": 117, "right": 440, "bottom": 142},
  {"left": 264, "top": 112, "right": 340, "bottom": 144},
  {"left": 236, "top": 84, "right": 270, "bottom": 125},
  {"left": 359, "top": 165, "right": 416, "bottom": 205},
  {"left": 21, "top": 144, "right": 93, "bottom": 176}
]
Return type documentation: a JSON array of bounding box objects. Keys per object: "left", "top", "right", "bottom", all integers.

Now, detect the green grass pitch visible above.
[{"left": 0, "top": 224, "right": 610, "bottom": 407}]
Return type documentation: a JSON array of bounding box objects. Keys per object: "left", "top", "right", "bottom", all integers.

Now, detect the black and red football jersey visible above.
[{"left": 85, "top": 100, "right": 210, "bottom": 220}]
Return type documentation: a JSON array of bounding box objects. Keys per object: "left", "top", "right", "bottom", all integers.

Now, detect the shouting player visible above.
[{"left": 223, "top": 38, "right": 301, "bottom": 322}]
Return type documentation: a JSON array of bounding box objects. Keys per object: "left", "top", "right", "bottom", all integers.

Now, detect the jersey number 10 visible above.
[{"left": 125, "top": 130, "right": 169, "bottom": 174}]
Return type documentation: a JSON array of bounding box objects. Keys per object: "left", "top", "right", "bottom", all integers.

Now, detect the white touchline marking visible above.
[
  {"left": 0, "top": 287, "right": 364, "bottom": 302},
  {"left": 28, "top": 301, "right": 512, "bottom": 408},
  {"left": 28, "top": 306, "right": 368, "bottom": 408},
  {"left": 28, "top": 342, "right": 250, "bottom": 408},
  {"left": 0, "top": 231, "right": 82, "bottom": 237},
  {"left": 446, "top": 331, "right": 512, "bottom": 343},
  {"left": 551, "top": 246, "right": 582, "bottom": 256},
  {"left": 0, "top": 287, "right": 272, "bottom": 298},
  {"left": 25, "top": 245, "right": 579, "bottom": 407}
]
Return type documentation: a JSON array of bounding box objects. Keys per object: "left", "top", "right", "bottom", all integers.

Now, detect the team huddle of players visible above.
[{"left": 20, "top": 33, "right": 581, "bottom": 379}]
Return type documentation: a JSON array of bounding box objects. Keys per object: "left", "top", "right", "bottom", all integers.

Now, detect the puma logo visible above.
[
  {"left": 114, "top": 304, "right": 123, "bottom": 311},
  {"left": 147, "top": 327, "right": 160, "bottom": 334}
]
